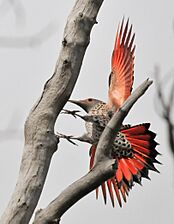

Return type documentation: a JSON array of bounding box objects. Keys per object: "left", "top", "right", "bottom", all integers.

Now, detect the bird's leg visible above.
[
  {"left": 61, "top": 109, "right": 95, "bottom": 122},
  {"left": 72, "top": 134, "right": 94, "bottom": 144},
  {"left": 56, "top": 133, "right": 78, "bottom": 145},
  {"left": 57, "top": 132, "right": 94, "bottom": 145},
  {"left": 61, "top": 109, "right": 81, "bottom": 118}
]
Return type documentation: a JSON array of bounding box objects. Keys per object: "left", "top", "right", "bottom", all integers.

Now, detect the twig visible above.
[
  {"left": 0, "top": 20, "right": 59, "bottom": 48},
  {"left": 0, "top": 0, "right": 26, "bottom": 28},
  {"left": 154, "top": 66, "right": 174, "bottom": 155}
]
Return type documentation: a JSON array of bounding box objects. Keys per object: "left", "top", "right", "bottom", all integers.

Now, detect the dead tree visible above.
[{"left": 0, "top": 1, "right": 153, "bottom": 223}]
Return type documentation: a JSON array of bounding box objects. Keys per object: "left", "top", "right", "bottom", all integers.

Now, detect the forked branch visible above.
[
  {"left": 33, "top": 79, "right": 153, "bottom": 224},
  {"left": 0, "top": 1, "right": 104, "bottom": 224}
]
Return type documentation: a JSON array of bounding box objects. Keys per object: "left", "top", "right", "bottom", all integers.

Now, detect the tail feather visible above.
[
  {"left": 111, "top": 178, "right": 122, "bottom": 207},
  {"left": 120, "top": 185, "right": 127, "bottom": 202},
  {"left": 121, "top": 123, "right": 150, "bottom": 135},
  {"left": 119, "top": 158, "right": 133, "bottom": 187},
  {"left": 131, "top": 157, "right": 151, "bottom": 180},
  {"left": 107, "top": 179, "right": 115, "bottom": 207},
  {"left": 115, "top": 164, "right": 123, "bottom": 184},
  {"left": 89, "top": 145, "right": 96, "bottom": 169},
  {"left": 101, "top": 182, "right": 107, "bottom": 204},
  {"left": 95, "top": 187, "right": 99, "bottom": 200},
  {"left": 122, "top": 181, "right": 129, "bottom": 196},
  {"left": 89, "top": 123, "right": 160, "bottom": 207}
]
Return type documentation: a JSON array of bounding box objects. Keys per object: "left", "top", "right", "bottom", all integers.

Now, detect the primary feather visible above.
[{"left": 108, "top": 18, "right": 135, "bottom": 109}]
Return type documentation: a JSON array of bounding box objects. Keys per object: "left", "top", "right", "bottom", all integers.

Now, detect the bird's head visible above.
[{"left": 68, "top": 98, "right": 103, "bottom": 113}]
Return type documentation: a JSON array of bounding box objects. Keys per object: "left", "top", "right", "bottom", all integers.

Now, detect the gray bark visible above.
[
  {"left": 0, "top": 1, "right": 104, "bottom": 223},
  {"left": 33, "top": 160, "right": 116, "bottom": 224}
]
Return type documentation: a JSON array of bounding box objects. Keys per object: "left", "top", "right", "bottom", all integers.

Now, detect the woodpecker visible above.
[{"left": 61, "top": 19, "right": 160, "bottom": 207}]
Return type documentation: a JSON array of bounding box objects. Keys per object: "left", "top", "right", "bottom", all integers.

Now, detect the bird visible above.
[{"left": 60, "top": 18, "right": 160, "bottom": 207}]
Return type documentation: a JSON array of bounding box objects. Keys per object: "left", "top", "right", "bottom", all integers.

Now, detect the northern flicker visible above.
[{"left": 60, "top": 19, "right": 160, "bottom": 207}]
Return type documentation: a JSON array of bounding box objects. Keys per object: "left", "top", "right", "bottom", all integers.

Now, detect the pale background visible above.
[{"left": 0, "top": 0, "right": 173, "bottom": 223}]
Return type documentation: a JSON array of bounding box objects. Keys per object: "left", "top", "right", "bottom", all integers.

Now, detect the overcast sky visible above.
[{"left": 0, "top": 0, "right": 174, "bottom": 223}]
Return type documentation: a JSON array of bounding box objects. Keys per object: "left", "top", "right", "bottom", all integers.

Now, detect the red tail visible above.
[{"left": 89, "top": 123, "right": 160, "bottom": 207}]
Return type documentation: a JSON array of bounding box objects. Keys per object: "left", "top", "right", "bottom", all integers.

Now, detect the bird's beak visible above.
[
  {"left": 68, "top": 99, "right": 88, "bottom": 112},
  {"left": 68, "top": 99, "right": 79, "bottom": 104}
]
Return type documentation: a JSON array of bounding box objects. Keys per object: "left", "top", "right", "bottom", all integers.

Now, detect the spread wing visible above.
[{"left": 108, "top": 18, "right": 135, "bottom": 109}]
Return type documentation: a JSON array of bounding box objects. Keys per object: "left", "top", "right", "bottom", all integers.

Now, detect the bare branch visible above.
[
  {"left": 0, "top": 0, "right": 58, "bottom": 48},
  {"left": 33, "top": 160, "right": 116, "bottom": 224},
  {"left": 0, "top": 0, "right": 26, "bottom": 28},
  {"left": 0, "top": 20, "right": 59, "bottom": 48},
  {"left": 33, "top": 79, "right": 152, "bottom": 224},
  {"left": 154, "top": 66, "right": 174, "bottom": 156},
  {"left": 0, "top": 1, "right": 104, "bottom": 223},
  {"left": 154, "top": 67, "right": 168, "bottom": 117},
  {"left": 8, "top": 0, "right": 26, "bottom": 28}
]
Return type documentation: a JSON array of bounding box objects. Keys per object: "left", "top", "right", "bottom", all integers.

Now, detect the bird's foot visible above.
[
  {"left": 61, "top": 109, "right": 93, "bottom": 122},
  {"left": 57, "top": 132, "right": 94, "bottom": 145},
  {"left": 61, "top": 109, "right": 81, "bottom": 119},
  {"left": 56, "top": 132, "right": 78, "bottom": 146}
]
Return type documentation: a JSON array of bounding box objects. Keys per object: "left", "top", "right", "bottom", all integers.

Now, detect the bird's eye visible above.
[{"left": 88, "top": 98, "right": 92, "bottom": 102}]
